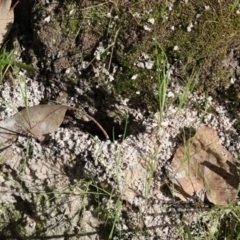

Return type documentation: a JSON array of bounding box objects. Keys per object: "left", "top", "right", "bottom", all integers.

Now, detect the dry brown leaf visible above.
[
  {"left": 0, "top": 104, "right": 109, "bottom": 163},
  {"left": 0, "top": 104, "right": 68, "bottom": 146},
  {"left": 0, "top": 104, "right": 109, "bottom": 145},
  {"left": 0, "top": 0, "right": 14, "bottom": 46},
  {"left": 0, "top": 105, "right": 68, "bottom": 163},
  {"left": 14, "top": 104, "right": 69, "bottom": 141},
  {"left": 171, "top": 126, "right": 239, "bottom": 205}
]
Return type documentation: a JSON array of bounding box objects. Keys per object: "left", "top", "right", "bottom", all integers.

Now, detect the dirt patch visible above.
[{"left": 0, "top": 0, "right": 240, "bottom": 239}]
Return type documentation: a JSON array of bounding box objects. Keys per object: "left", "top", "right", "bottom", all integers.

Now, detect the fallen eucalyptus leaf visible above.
[
  {"left": 0, "top": 0, "right": 14, "bottom": 46},
  {"left": 171, "top": 126, "right": 239, "bottom": 205},
  {"left": 0, "top": 104, "right": 109, "bottom": 164},
  {"left": 0, "top": 103, "right": 109, "bottom": 145},
  {"left": 0, "top": 104, "right": 68, "bottom": 145},
  {"left": 14, "top": 104, "right": 69, "bottom": 141}
]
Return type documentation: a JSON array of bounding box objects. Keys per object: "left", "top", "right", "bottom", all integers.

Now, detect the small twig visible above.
[
  {"left": 68, "top": 106, "right": 109, "bottom": 139},
  {"left": 10, "top": 0, "right": 20, "bottom": 11}
]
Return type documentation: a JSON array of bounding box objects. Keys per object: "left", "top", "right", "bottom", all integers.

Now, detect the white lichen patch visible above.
[
  {"left": 0, "top": 76, "right": 44, "bottom": 119},
  {"left": 135, "top": 53, "right": 155, "bottom": 69}
]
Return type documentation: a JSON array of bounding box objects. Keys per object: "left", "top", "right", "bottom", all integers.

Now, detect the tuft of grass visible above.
[
  {"left": 176, "top": 69, "right": 198, "bottom": 113},
  {"left": 0, "top": 46, "right": 15, "bottom": 82},
  {"left": 0, "top": 45, "right": 35, "bottom": 83},
  {"left": 154, "top": 40, "right": 171, "bottom": 123},
  {"left": 229, "top": 0, "right": 240, "bottom": 16}
]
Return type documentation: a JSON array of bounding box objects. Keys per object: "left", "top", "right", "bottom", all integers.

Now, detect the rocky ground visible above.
[{"left": 0, "top": 0, "right": 240, "bottom": 239}]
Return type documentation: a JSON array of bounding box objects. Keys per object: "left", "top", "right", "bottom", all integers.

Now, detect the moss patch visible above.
[{"left": 90, "top": 1, "right": 240, "bottom": 111}]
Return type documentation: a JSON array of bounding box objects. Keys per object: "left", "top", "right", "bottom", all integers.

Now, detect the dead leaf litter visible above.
[{"left": 171, "top": 126, "right": 239, "bottom": 205}]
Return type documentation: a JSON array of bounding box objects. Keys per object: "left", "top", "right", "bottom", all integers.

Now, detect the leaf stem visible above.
[{"left": 68, "top": 106, "right": 109, "bottom": 139}]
